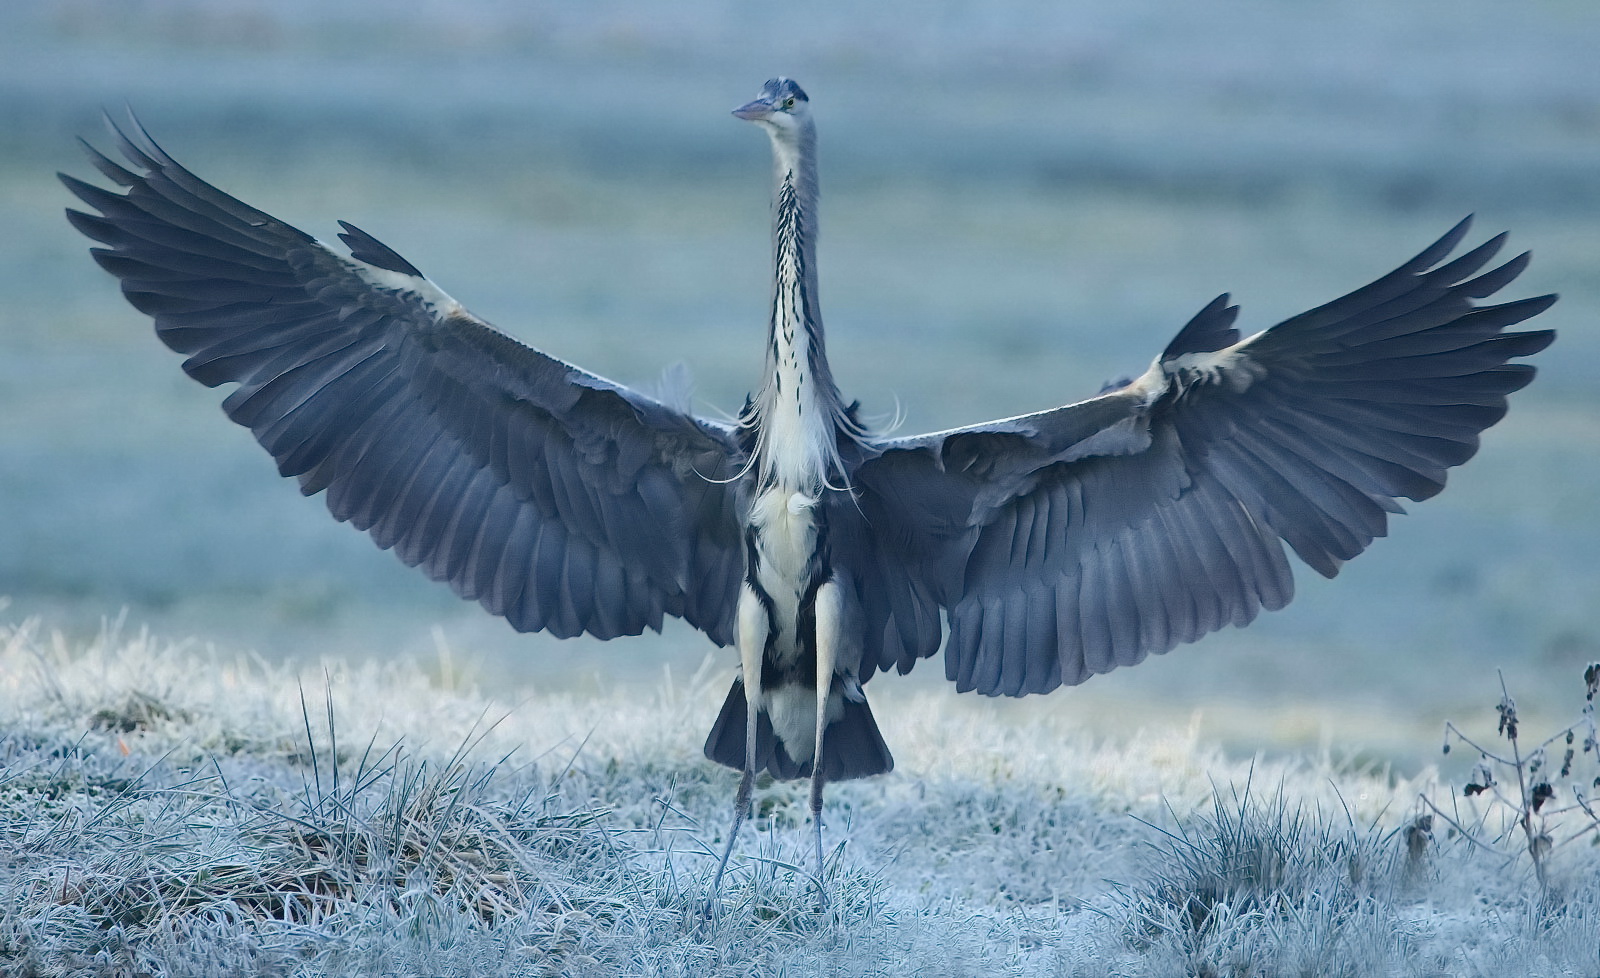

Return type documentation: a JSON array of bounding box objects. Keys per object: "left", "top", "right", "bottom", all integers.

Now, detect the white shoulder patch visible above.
[
  {"left": 1155, "top": 333, "right": 1268, "bottom": 397},
  {"left": 330, "top": 245, "right": 465, "bottom": 320}
]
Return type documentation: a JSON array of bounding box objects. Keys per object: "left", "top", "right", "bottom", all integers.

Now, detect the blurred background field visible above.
[{"left": 1, "top": 0, "right": 1597, "bottom": 771}]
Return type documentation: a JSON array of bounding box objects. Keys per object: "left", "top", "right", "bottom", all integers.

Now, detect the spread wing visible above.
[
  {"left": 840, "top": 218, "right": 1555, "bottom": 695},
  {"left": 62, "top": 114, "right": 746, "bottom": 646}
]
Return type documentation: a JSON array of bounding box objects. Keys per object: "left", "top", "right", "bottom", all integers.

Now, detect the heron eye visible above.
[{"left": 783, "top": 97, "right": 796, "bottom": 109}]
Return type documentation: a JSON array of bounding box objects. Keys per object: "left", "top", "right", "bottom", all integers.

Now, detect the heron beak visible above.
[{"left": 732, "top": 99, "right": 774, "bottom": 122}]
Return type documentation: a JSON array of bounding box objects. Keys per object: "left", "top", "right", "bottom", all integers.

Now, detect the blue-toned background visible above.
[{"left": 2, "top": 0, "right": 1595, "bottom": 762}]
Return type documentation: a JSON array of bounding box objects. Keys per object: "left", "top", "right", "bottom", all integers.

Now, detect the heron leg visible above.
[
  {"left": 712, "top": 584, "right": 768, "bottom": 899},
  {"left": 711, "top": 741, "right": 755, "bottom": 897},
  {"left": 809, "top": 579, "right": 843, "bottom": 905}
]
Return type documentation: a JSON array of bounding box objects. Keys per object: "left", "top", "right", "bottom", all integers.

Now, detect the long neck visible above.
[
  {"left": 748, "top": 121, "right": 856, "bottom": 493},
  {"left": 771, "top": 125, "right": 824, "bottom": 344}
]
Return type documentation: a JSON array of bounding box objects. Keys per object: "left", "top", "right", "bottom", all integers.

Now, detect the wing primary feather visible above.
[
  {"left": 1054, "top": 573, "right": 1087, "bottom": 687},
  {"left": 1192, "top": 476, "right": 1290, "bottom": 613},
  {"left": 463, "top": 485, "right": 522, "bottom": 606},
  {"left": 562, "top": 536, "right": 600, "bottom": 637},
  {"left": 257, "top": 346, "right": 391, "bottom": 473},
  {"left": 1120, "top": 526, "right": 1168, "bottom": 659},
  {"left": 1270, "top": 217, "right": 1474, "bottom": 338},
  {"left": 1418, "top": 232, "right": 1506, "bottom": 291},
  {"left": 1459, "top": 252, "right": 1531, "bottom": 299},
  {"left": 370, "top": 429, "right": 456, "bottom": 553},
  {"left": 395, "top": 452, "right": 479, "bottom": 569},
  {"left": 973, "top": 596, "right": 1005, "bottom": 695},
  {"left": 316, "top": 376, "right": 422, "bottom": 516},
  {"left": 1099, "top": 541, "right": 1140, "bottom": 670},
  {"left": 996, "top": 593, "right": 1028, "bottom": 696},
  {"left": 1076, "top": 549, "right": 1114, "bottom": 677},
  {"left": 74, "top": 138, "right": 139, "bottom": 186},
  {"left": 1214, "top": 433, "right": 1349, "bottom": 577},
  {"left": 1023, "top": 586, "right": 1060, "bottom": 693},
  {"left": 531, "top": 522, "right": 570, "bottom": 636},
  {"left": 495, "top": 508, "right": 543, "bottom": 631},
  {"left": 1147, "top": 504, "right": 1204, "bottom": 642},
  {"left": 423, "top": 472, "right": 502, "bottom": 587}
]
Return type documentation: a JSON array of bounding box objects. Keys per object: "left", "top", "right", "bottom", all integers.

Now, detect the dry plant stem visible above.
[
  {"left": 1493, "top": 672, "right": 1549, "bottom": 891},
  {"left": 1436, "top": 666, "right": 1600, "bottom": 892},
  {"left": 1564, "top": 792, "right": 1600, "bottom": 846}
]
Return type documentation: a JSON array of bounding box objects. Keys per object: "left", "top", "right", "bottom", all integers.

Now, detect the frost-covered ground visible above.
[{"left": 1, "top": 622, "right": 1597, "bottom": 976}]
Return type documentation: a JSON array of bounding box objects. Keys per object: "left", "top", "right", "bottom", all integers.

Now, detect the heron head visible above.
[{"left": 733, "top": 78, "right": 811, "bottom": 136}]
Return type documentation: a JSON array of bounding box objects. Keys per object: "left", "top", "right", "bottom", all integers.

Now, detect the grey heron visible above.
[{"left": 63, "top": 77, "right": 1555, "bottom": 894}]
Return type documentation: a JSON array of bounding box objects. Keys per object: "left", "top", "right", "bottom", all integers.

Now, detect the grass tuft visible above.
[{"left": 1119, "top": 779, "right": 1402, "bottom": 976}]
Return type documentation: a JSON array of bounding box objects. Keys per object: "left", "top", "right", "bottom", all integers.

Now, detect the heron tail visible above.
[{"left": 703, "top": 679, "right": 894, "bottom": 781}]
